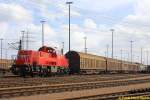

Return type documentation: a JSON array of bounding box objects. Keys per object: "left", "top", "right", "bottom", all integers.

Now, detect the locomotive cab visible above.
[
  {"left": 11, "top": 50, "right": 38, "bottom": 76},
  {"left": 39, "top": 46, "right": 57, "bottom": 57},
  {"left": 16, "top": 50, "right": 32, "bottom": 65}
]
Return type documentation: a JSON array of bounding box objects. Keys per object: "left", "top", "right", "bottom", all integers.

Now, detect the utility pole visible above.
[
  {"left": 120, "top": 49, "right": 123, "bottom": 71},
  {"left": 130, "top": 41, "right": 133, "bottom": 63},
  {"left": 41, "top": 20, "right": 45, "bottom": 47},
  {"left": 19, "top": 39, "right": 22, "bottom": 50},
  {"left": 137, "top": 56, "right": 139, "bottom": 62},
  {"left": 147, "top": 50, "right": 149, "bottom": 65},
  {"left": 5, "top": 48, "right": 8, "bottom": 59},
  {"left": 26, "top": 30, "right": 29, "bottom": 50},
  {"left": 105, "top": 44, "right": 109, "bottom": 73},
  {"left": 21, "top": 31, "right": 25, "bottom": 50},
  {"left": 0, "top": 38, "right": 3, "bottom": 60},
  {"left": 126, "top": 52, "right": 129, "bottom": 61},
  {"left": 110, "top": 29, "right": 114, "bottom": 58},
  {"left": 106, "top": 44, "right": 109, "bottom": 58},
  {"left": 104, "top": 51, "right": 107, "bottom": 57},
  {"left": 132, "top": 54, "right": 135, "bottom": 63},
  {"left": 66, "top": 1, "right": 73, "bottom": 52},
  {"left": 61, "top": 42, "right": 64, "bottom": 55},
  {"left": 84, "top": 36, "right": 87, "bottom": 53},
  {"left": 121, "top": 49, "right": 123, "bottom": 61},
  {"left": 141, "top": 48, "right": 143, "bottom": 64}
]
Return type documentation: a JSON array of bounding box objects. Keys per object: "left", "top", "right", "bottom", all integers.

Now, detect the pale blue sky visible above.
[{"left": 0, "top": 0, "right": 150, "bottom": 64}]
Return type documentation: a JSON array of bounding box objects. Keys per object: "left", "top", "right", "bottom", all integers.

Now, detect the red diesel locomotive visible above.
[{"left": 11, "top": 46, "right": 69, "bottom": 77}]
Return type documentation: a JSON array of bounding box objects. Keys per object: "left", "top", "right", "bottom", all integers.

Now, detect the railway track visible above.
[
  {"left": 1, "top": 77, "right": 150, "bottom": 99},
  {"left": 69, "top": 88, "right": 150, "bottom": 100},
  {"left": 0, "top": 74, "right": 149, "bottom": 88},
  {"left": 0, "top": 82, "right": 41, "bottom": 88}
]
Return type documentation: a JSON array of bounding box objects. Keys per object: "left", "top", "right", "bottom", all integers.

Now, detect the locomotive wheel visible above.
[
  {"left": 19, "top": 66, "right": 26, "bottom": 78},
  {"left": 57, "top": 68, "right": 62, "bottom": 75},
  {"left": 30, "top": 71, "right": 34, "bottom": 77},
  {"left": 42, "top": 69, "right": 48, "bottom": 77},
  {"left": 11, "top": 66, "right": 18, "bottom": 75}
]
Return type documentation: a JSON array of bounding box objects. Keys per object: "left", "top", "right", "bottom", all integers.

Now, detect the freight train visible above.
[{"left": 11, "top": 46, "right": 142, "bottom": 77}]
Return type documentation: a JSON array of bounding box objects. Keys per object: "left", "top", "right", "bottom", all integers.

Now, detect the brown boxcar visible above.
[
  {"left": 65, "top": 51, "right": 106, "bottom": 74},
  {"left": 79, "top": 52, "right": 106, "bottom": 74},
  {"left": 107, "top": 58, "right": 122, "bottom": 72}
]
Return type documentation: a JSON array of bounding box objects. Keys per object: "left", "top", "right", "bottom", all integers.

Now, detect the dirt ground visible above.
[{"left": 3, "top": 82, "right": 150, "bottom": 100}]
